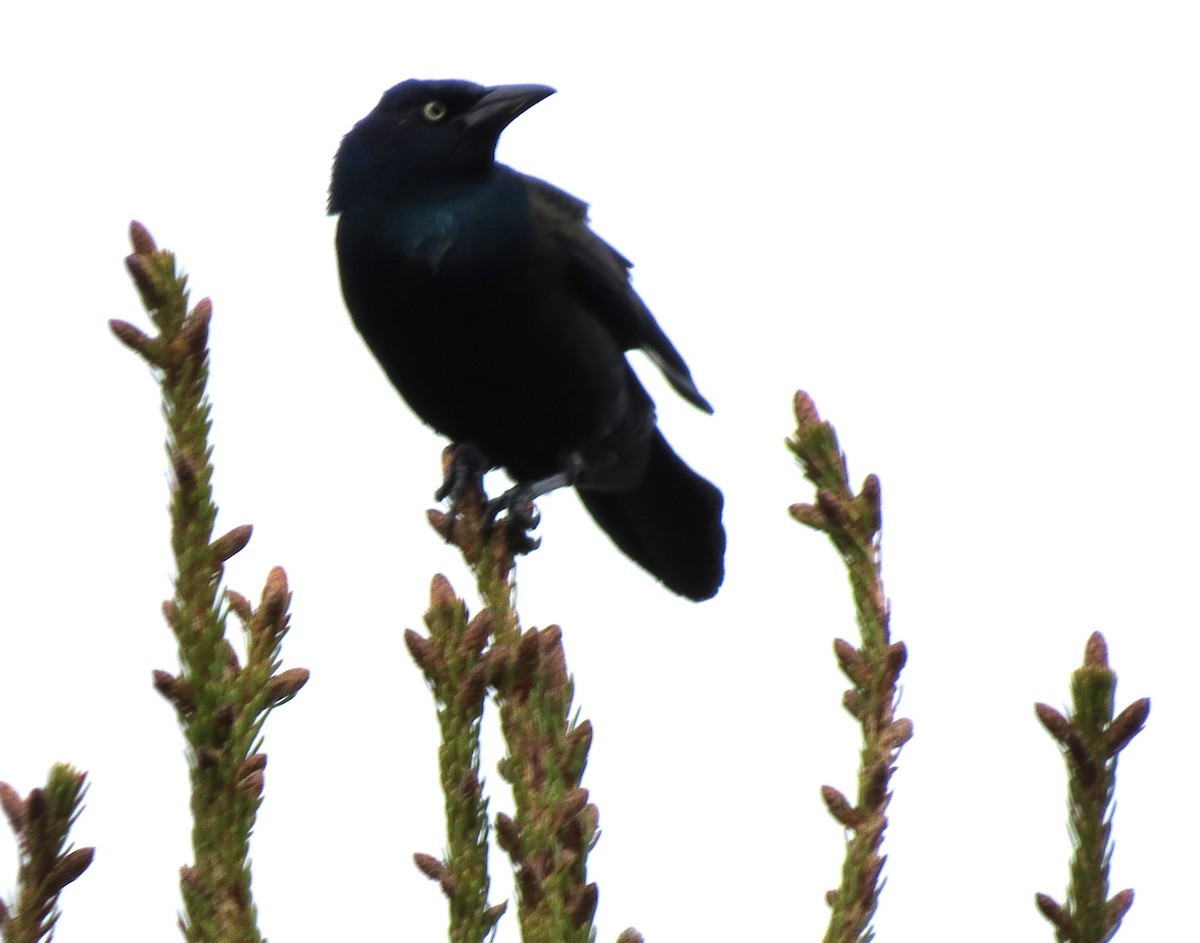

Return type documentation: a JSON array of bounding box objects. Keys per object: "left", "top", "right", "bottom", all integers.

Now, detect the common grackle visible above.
[{"left": 329, "top": 79, "right": 725, "bottom": 600}]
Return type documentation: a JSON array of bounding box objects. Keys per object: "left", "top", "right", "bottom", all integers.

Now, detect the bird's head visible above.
[{"left": 328, "top": 79, "right": 555, "bottom": 214}]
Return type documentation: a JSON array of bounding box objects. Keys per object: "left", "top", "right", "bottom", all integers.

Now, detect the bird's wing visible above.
[{"left": 523, "top": 175, "right": 713, "bottom": 414}]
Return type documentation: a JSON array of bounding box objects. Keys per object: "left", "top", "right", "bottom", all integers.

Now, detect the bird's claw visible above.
[
  {"left": 433, "top": 443, "right": 492, "bottom": 544},
  {"left": 483, "top": 487, "right": 542, "bottom": 554},
  {"left": 437, "top": 442, "right": 489, "bottom": 504}
]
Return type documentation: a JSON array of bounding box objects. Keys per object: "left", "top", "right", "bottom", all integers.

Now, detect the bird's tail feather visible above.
[{"left": 577, "top": 430, "right": 725, "bottom": 600}]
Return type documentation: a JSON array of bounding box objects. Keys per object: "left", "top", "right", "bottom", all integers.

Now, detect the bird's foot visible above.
[
  {"left": 433, "top": 444, "right": 540, "bottom": 556},
  {"left": 433, "top": 443, "right": 492, "bottom": 544},
  {"left": 436, "top": 442, "right": 489, "bottom": 504},
  {"left": 482, "top": 485, "right": 542, "bottom": 554}
]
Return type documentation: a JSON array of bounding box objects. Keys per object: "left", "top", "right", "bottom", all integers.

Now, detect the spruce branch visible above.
[
  {"left": 787, "top": 391, "right": 910, "bottom": 943},
  {"left": 407, "top": 448, "right": 611, "bottom": 943},
  {"left": 0, "top": 766, "right": 93, "bottom": 943},
  {"left": 406, "top": 574, "right": 502, "bottom": 943},
  {"left": 112, "top": 222, "right": 307, "bottom": 943},
  {"left": 1035, "top": 632, "right": 1148, "bottom": 942}
]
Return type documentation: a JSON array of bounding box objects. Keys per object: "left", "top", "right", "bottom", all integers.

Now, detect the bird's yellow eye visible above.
[{"left": 422, "top": 100, "right": 449, "bottom": 122}]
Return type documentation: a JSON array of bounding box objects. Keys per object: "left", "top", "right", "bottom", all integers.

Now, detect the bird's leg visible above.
[{"left": 482, "top": 454, "right": 586, "bottom": 554}]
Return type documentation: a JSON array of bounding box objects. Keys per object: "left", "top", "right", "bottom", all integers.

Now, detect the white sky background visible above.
[{"left": 1, "top": 2, "right": 1196, "bottom": 940}]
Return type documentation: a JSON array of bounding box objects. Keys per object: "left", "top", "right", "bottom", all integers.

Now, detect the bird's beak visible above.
[{"left": 462, "top": 84, "right": 556, "bottom": 134}]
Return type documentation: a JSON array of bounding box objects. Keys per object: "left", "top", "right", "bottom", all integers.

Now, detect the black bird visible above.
[{"left": 329, "top": 79, "right": 724, "bottom": 600}]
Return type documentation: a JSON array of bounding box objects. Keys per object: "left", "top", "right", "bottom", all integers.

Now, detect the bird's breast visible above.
[{"left": 384, "top": 185, "right": 533, "bottom": 287}]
